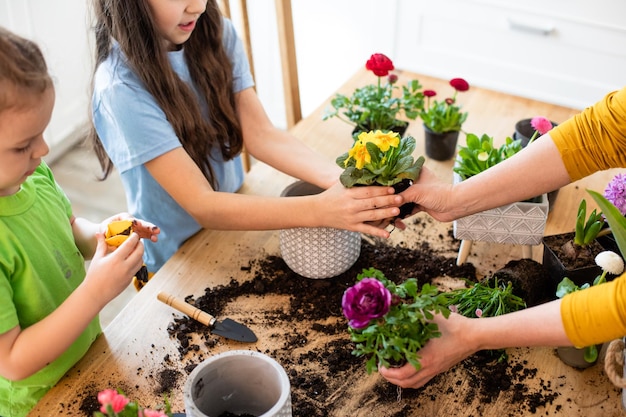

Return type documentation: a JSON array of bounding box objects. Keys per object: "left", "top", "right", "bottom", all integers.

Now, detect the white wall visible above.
[
  {"left": 0, "top": 0, "right": 93, "bottom": 161},
  {"left": 2, "top": 0, "right": 625, "bottom": 156}
]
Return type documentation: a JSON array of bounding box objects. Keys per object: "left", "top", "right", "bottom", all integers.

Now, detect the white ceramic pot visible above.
[
  {"left": 452, "top": 172, "right": 549, "bottom": 245},
  {"left": 184, "top": 350, "right": 292, "bottom": 417},
  {"left": 279, "top": 181, "right": 361, "bottom": 279}
]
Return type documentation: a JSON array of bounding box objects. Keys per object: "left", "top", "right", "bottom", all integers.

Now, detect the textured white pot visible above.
[
  {"left": 452, "top": 172, "right": 549, "bottom": 245},
  {"left": 184, "top": 350, "right": 292, "bottom": 417},
  {"left": 279, "top": 181, "right": 361, "bottom": 279}
]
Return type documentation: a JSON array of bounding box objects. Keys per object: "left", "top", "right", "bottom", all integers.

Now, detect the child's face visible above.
[
  {"left": 147, "top": 0, "right": 207, "bottom": 51},
  {"left": 0, "top": 88, "right": 52, "bottom": 196}
]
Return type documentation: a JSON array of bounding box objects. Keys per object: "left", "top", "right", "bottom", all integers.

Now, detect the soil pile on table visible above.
[{"left": 160, "top": 237, "right": 561, "bottom": 416}]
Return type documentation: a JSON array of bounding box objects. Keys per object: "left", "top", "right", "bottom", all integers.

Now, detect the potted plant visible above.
[
  {"left": 452, "top": 133, "right": 549, "bottom": 257},
  {"left": 336, "top": 130, "right": 425, "bottom": 218},
  {"left": 323, "top": 53, "right": 424, "bottom": 137},
  {"left": 513, "top": 116, "right": 558, "bottom": 147},
  {"left": 542, "top": 198, "right": 607, "bottom": 287},
  {"left": 554, "top": 250, "right": 624, "bottom": 368},
  {"left": 420, "top": 78, "right": 470, "bottom": 160},
  {"left": 341, "top": 267, "right": 450, "bottom": 373}
]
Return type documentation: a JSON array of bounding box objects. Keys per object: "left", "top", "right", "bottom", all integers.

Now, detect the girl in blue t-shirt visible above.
[
  {"left": 0, "top": 27, "right": 160, "bottom": 416},
  {"left": 89, "top": 0, "right": 404, "bottom": 273}
]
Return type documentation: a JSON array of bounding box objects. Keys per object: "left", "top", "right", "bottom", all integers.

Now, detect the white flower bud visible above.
[{"left": 594, "top": 251, "right": 625, "bottom": 275}]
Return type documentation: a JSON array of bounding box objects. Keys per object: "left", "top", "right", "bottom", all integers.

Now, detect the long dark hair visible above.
[{"left": 89, "top": 0, "right": 243, "bottom": 188}]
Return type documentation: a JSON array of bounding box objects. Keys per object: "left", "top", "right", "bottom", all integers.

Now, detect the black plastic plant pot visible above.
[
  {"left": 513, "top": 118, "right": 558, "bottom": 147},
  {"left": 542, "top": 234, "right": 603, "bottom": 288},
  {"left": 392, "top": 179, "right": 415, "bottom": 218}
]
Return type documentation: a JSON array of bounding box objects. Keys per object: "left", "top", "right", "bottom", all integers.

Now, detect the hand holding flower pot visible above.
[
  {"left": 336, "top": 130, "right": 425, "bottom": 218},
  {"left": 342, "top": 268, "right": 450, "bottom": 373},
  {"left": 323, "top": 53, "right": 424, "bottom": 135}
]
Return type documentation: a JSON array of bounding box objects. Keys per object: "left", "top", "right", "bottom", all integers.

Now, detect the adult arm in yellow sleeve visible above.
[{"left": 379, "top": 86, "right": 626, "bottom": 388}]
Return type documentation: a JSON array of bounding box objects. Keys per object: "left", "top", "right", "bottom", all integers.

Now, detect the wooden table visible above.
[{"left": 29, "top": 70, "right": 624, "bottom": 416}]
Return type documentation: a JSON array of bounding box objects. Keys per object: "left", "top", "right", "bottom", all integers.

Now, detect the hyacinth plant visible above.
[
  {"left": 323, "top": 53, "right": 424, "bottom": 134},
  {"left": 556, "top": 250, "right": 625, "bottom": 362},
  {"left": 526, "top": 116, "right": 554, "bottom": 145},
  {"left": 341, "top": 268, "right": 450, "bottom": 374},
  {"left": 94, "top": 389, "right": 172, "bottom": 417},
  {"left": 420, "top": 78, "right": 470, "bottom": 134}
]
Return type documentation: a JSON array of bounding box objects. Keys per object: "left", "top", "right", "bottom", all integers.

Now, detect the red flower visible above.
[
  {"left": 365, "top": 53, "right": 395, "bottom": 77},
  {"left": 450, "top": 77, "right": 469, "bottom": 92},
  {"left": 423, "top": 89, "right": 437, "bottom": 98},
  {"left": 387, "top": 73, "right": 398, "bottom": 84},
  {"left": 445, "top": 98, "right": 455, "bottom": 105}
]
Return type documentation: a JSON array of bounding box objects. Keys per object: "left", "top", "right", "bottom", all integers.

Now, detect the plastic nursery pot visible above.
[
  {"left": 423, "top": 125, "right": 459, "bottom": 161},
  {"left": 542, "top": 233, "right": 605, "bottom": 288},
  {"left": 184, "top": 350, "right": 292, "bottom": 417},
  {"left": 279, "top": 181, "right": 361, "bottom": 279},
  {"left": 556, "top": 345, "right": 603, "bottom": 369}
]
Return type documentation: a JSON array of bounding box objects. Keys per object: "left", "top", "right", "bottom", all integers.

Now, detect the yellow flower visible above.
[
  {"left": 347, "top": 140, "right": 371, "bottom": 169},
  {"left": 358, "top": 130, "right": 400, "bottom": 152}
]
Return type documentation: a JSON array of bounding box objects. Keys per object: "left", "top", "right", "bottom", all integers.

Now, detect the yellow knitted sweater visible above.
[{"left": 551, "top": 86, "right": 626, "bottom": 347}]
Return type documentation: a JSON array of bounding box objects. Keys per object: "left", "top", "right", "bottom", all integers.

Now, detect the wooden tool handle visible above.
[{"left": 157, "top": 291, "right": 215, "bottom": 327}]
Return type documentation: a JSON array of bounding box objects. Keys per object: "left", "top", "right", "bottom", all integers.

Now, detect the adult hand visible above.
[
  {"left": 398, "top": 167, "right": 457, "bottom": 222},
  {"left": 379, "top": 313, "right": 477, "bottom": 388}
]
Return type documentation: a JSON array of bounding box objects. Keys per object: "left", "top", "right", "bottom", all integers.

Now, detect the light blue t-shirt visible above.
[{"left": 92, "top": 18, "right": 255, "bottom": 272}]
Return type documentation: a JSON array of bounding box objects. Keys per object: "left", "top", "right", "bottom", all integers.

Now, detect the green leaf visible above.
[
  {"left": 584, "top": 345, "right": 598, "bottom": 363},
  {"left": 588, "top": 189, "right": 626, "bottom": 258},
  {"left": 556, "top": 277, "right": 579, "bottom": 298}
]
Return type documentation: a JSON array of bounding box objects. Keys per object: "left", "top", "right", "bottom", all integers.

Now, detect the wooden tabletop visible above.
[{"left": 29, "top": 69, "right": 624, "bottom": 416}]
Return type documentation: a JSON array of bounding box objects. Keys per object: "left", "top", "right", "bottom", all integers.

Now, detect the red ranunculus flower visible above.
[
  {"left": 423, "top": 89, "right": 437, "bottom": 98},
  {"left": 450, "top": 77, "right": 469, "bottom": 92},
  {"left": 342, "top": 277, "right": 392, "bottom": 329},
  {"left": 365, "top": 53, "right": 395, "bottom": 77}
]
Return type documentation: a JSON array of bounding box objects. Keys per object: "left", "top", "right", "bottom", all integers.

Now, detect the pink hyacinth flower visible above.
[{"left": 530, "top": 116, "right": 553, "bottom": 135}]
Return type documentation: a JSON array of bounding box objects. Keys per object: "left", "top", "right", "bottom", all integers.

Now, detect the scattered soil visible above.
[{"left": 78, "top": 222, "right": 589, "bottom": 416}]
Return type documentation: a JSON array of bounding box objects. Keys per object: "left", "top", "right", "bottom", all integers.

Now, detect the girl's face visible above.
[
  {"left": 0, "top": 88, "right": 52, "bottom": 196},
  {"left": 147, "top": 0, "right": 208, "bottom": 51}
]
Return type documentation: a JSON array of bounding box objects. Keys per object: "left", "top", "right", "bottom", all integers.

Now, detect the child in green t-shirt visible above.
[{"left": 0, "top": 27, "right": 160, "bottom": 416}]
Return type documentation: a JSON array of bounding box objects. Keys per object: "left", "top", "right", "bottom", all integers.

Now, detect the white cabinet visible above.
[
  {"left": 0, "top": 0, "right": 92, "bottom": 161},
  {"left": 394, "top": 0, "right": 626, "bottom": 109}
]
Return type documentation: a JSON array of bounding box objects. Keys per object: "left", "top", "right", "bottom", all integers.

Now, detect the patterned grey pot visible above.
[
  {"left": 279, "top": 181, "right": 361, "bottom": 279},
  {"left": 184, "top": 350, "right": 292, "bottom": 417}
]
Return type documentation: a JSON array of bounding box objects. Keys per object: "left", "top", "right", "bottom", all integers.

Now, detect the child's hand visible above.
[{"left": 85, "top": 232, "right": 145, "bottom": 303}]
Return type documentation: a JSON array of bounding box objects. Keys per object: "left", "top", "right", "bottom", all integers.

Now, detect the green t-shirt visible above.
[{"left": 0, "top": 162, "right": 101, "bottom": 417}]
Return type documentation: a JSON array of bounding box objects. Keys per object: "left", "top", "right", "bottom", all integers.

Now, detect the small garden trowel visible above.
[{"left": 157, "top": 291, "right": 257, "bottom": 343}]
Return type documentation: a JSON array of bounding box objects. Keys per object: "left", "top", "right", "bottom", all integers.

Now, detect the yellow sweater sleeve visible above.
[
  {"left": 550, "top": 86, "right": 626, "bottom": 181},
  {"left": 561, "top": 273, "right": 626, "bottom": 347}
]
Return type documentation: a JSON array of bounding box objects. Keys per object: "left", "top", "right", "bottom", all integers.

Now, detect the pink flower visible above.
[
  {"left": 449, "top": 304, "right": 458, "bottom": 314},
  {"left": 475, "top": 308, "right": 483, "bottom": 318},
  {"left": 527, "top": 116, "right": 554, "bottom": 145},
  {"left": 342, "top": 277, "right": 392, "bottom": 329},
  {"left": 98, "top": 389, "right": 129, "bottom": 413},
  {"left": 530, "top": 116, "right": 553, "bottom": 135}
]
